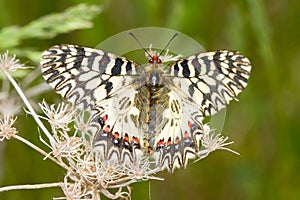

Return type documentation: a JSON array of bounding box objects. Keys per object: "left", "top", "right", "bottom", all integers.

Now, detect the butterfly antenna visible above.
[
  {"left": 129, "top": 32, "right": 153, "bottom": 58},
  {"left": 158, "top": 33, "right": 179, "bottom": 57}
]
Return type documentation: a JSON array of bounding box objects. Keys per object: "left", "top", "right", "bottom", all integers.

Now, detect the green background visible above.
[{"left": 0, "top": 0, "right": 299, "bottom": 199}]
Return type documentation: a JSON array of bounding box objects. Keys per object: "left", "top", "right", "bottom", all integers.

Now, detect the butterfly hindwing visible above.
[{"left": 149, "top": 87, "right": 204, "bottom": 170}]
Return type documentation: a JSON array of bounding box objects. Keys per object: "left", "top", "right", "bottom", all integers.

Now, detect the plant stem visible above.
[
  {"left": 3, "top": 71, "right": 54, "bottom": 143},
  {"left": 0, "top": 182, "right": 63, "bottom": 192}
]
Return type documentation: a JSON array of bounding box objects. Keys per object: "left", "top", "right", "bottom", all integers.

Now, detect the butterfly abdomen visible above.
[{"left": 146, "top": 82, "right": 164, "bottom": 150}]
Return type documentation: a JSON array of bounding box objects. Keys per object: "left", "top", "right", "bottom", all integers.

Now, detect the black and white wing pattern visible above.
[
  {"left": 168, "top": 50, "right": 251, "bottom": 116},
  {"left": 40, "top": 44, "right": 251, "bottom": 172},
  {"left": 41, "top": 45, "right": 142, "bottom": 110}
]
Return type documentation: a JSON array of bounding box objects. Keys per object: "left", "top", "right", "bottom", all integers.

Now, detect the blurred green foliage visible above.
[
  {"left": 0, "top": 0, "right": 299, "bottom": 200},
  {"left": 0, "top": 3, "right": 102, "bottom": 62}
]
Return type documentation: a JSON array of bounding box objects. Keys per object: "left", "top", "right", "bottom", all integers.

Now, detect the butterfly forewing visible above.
[
  {"left": 167, "top": 50, "right": 251, "bottom": 116},
  {"left": 41, "top": 45, "right": 143, "bottom": 110}
]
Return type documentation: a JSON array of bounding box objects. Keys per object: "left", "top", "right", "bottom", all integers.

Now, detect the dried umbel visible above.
[
  {"left": 0, "top": 51, "right": 25, "bottom": 72},
  {"left": 0, "top": 114, "right": 18, "bottom": 141}
]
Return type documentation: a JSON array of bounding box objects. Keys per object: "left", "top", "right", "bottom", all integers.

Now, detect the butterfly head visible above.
[
  {"left": 129, "top": 32, "right": 179, "bottom": 65},
  {"left": 149, "top": 54, "right": 162, "bottom": 64}
]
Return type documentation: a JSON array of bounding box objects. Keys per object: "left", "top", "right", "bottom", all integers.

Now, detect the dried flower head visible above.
[
  {"left": 198, "top": 124, "right": 239, "bottom": 157},
  {"left": 0, "top": 114, "right": 18, "bottom": 141},
  {"left": 39, "top": 101, "right": 75, "bottom": 133},
  {"left": 0, "top": 51, "right": 25, "bottom": 72}
]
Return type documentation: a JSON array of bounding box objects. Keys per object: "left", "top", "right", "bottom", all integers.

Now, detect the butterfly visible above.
[{"left": 40, "top": 37, "right": 251, "bottom": 172}]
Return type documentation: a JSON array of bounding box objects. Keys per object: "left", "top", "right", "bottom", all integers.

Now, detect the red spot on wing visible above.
[
  {"left": 167, "top": 137, "right": 172, "bottom": 146},
  {"left": 103, "top": 125, "right": 110, "bottom": 133},
  {"left": 175, "top": 137, "right": 180, "bottom": 144},
  {"left": 184, "top": 131, "right": 190, "bottom": 139},
  {"left": 113, "top": 132, "right": 119, "bottom": 139},
  {"left": 157, "top": 139, "right": 165, "bottom": 147},
  {"left": 124, "top": 133, "right": 129, "bottom": 142},
  {"left": 133, "top": 136, "right": 140, "bottom": 144},
  {"left": 188, "top": 121, "right": 193, "bottom": 129},
  {"left": 102, "top": 114, "right": 108, "bottom": 122}
]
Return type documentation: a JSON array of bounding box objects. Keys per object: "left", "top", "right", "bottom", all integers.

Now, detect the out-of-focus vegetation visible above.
[{"left": 0, "top": 0, "right": 299, "bottom": 199}]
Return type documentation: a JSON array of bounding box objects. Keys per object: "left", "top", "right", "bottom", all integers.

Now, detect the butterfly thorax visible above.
[{"left": 146, "top": 66, "right": 163, "bottom": 87}]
